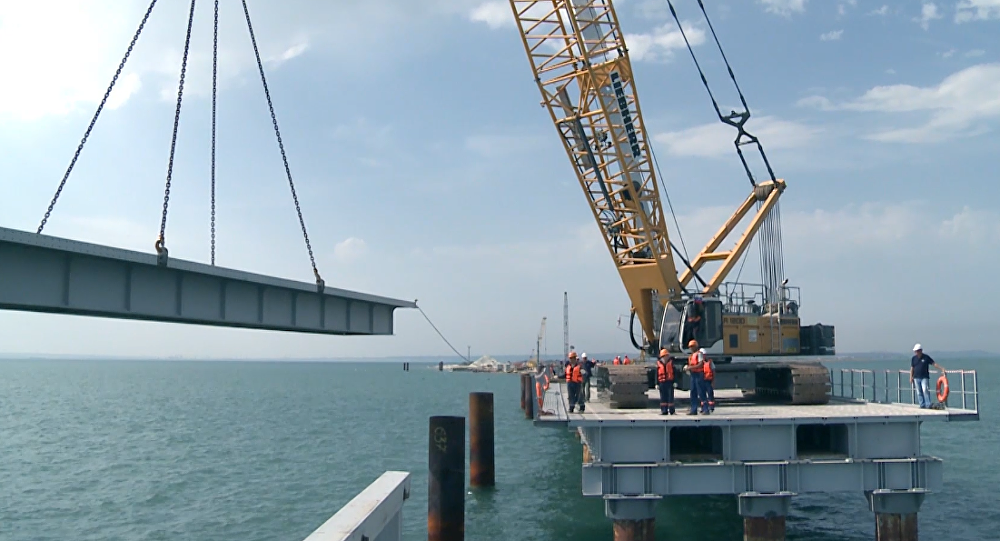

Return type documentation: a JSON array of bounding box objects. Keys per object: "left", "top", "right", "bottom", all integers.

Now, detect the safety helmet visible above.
[
  {"left": 659, "top": 348, "right": 669, "bottom": 358},
  {"left": 568, "top": 351, "right": 578, "bottom": 359},
  {"left": 687, "top": 339, "right": 699, "bottom": 349},
  {"left": 581, "top": 353, "right": 588, "bottom": 359}
]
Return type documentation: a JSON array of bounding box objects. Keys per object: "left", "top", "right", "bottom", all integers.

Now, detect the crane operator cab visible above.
[{"left": 658, "top": 297, "right": 725, "bottom": 360}]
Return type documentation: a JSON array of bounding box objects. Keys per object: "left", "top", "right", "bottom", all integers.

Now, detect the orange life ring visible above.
[{"left": 936, "top": 374, "right": 949, "bottom": 403}]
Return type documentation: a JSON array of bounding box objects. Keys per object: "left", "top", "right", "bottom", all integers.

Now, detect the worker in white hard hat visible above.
[
  {"left": 910, "top": 344, "right": 946, "bottom": 408},
  {"left": 580, "top": 353, "right": 596, "bottom": 402}
]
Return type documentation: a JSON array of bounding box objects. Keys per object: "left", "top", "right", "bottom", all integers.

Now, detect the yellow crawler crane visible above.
[{"left": 508, "top": 0, "right": 834, "bottom": 404}]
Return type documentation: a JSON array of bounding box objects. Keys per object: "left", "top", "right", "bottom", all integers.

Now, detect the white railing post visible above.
[{"left": 302, "top": 471, "right": 411, "bottom": 541}]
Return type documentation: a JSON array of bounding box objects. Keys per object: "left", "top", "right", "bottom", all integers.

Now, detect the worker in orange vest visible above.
[
  {"left": 566, "top": 351, "right": 585, "bottom": 413},
  {"left": 613, "top": 356, "right": 621, "bottom": 365},
  {"left": 700, "top": 347, "right": 715, "bottom": 412},
  {"left": 683, "top": 339, "right": 708, "bottom": 415},
  {"left": 656, "top": 348, "right": 676, "bottom": 415},
  {"left": 623, "top": 355, "right": 632, "bottom": 365}
]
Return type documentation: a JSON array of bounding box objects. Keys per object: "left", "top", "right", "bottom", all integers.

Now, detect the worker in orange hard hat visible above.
[
  {"left": 656, "top": 348, "right": 676, "bottom": 415},
  {"left": 565, "top": 351, "right": 585, "bottom": 413},
  {"left": 683, "top": 339, "right": 707, "bottom": 415}
]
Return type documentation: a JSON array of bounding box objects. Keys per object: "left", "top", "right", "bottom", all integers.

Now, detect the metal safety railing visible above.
[
  {"left": 301, "top": 471, "right": 410, "bottom": 541},
  {"left": 829, "top": 368, "right": 979, "bottom": 413}
]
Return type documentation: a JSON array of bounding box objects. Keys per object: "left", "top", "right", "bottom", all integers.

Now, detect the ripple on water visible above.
[{"left": 1, "top": 358, "right": 997, "bottom": 541}]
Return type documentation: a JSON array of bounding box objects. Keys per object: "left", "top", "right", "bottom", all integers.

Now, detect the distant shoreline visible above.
[{"left": 1, "top": 351, "right": 996, "bottom": 363}]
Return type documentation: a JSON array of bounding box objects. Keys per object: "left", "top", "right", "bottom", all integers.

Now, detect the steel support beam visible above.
[
  {"left": 0, "top": 226, "right": 414, "bottom": 334},
  {"left": 582, "top": 457, "right": 942, "bottom": 497}
]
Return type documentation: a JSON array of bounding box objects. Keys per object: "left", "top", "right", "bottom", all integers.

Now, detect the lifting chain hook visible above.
[{"left": 154, "top": 236, "right": 169, "bottom": 267}]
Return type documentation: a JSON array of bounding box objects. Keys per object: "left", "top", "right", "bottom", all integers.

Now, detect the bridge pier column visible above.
[
  {"left": 605, "top": 499, "right": 656, "bottom": 541},
  {"left": 866, "top": 491, "right": 924, "bottom": 541},
  {"left": 738, "top": 493, "right": 792, "bottom": 541}
]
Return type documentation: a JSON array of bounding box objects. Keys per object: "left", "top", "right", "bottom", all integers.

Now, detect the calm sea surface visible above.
[{"left": 1, "top": 357, "right": 996, "bottom": 541}]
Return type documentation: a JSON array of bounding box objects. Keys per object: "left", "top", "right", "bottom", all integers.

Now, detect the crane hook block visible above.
[{"left": 154, "top": 238, "right": 169, "bottom": 267}]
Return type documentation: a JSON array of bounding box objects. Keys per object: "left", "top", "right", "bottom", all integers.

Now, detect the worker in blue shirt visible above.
[
  {"left": 910, "top": 343, "right": 946, "bottom": 408},
  {"left": 580, "top": 353, "right": 596, "bottom": 401}
]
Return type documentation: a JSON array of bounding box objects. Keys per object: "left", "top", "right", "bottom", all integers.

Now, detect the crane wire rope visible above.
[
  {"left": 648, "top": 145, "right": 689, "bottom": 262},
  {"left": 37, "top": 0, "right": 159, "bottom": 234},
  {"left": 156, "top": 0, "right": 198, "bottom": 258},
  {"left": 416, "top": 303, "right": 471, "bottom": 362},
  {"left": 240, "top": 0, "right": 324, "bottom": 290},
  {"left": 665, "top": 0, "right": 786, "bottom": 303},
  {"left": 210, "top": 0, "right": 219, "bottom": 265}
]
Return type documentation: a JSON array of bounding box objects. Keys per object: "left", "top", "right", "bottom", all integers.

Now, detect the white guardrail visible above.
[
  {"left": 301, "top": 471, "right": 411, "bottom": 541},
  {"left": 830, "top": 368, "right": 979, "bottom": 413}
]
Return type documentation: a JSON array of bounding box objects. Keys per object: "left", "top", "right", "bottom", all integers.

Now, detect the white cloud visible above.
[
  {"left": 796, "top": 63, "right": 1000, "bottom": 143},
  {"left": 105, "top": 73, "right": 143, "bottom": 111},
  {"left": 870, "top": 5, "right": 890, "bottom": 16},
  {"left": 837, "top": 1, "right": 857, "bottom": 16},
  {"left": 940, "top": 206, "right": 1000, "bottom": 242},
  {"left": 0, "top": 0, "right": 484, "bottom": 121},
  {"left": 333, "top": 237, "right": 368, "bottom": 262},
  {"left": 941, "top": 48, "right": 958, "bottom": 58},
  {"left": 625, "top": 22, "right": 705, "bottom": 62},
  {"left": 955, "top": 0, "right": 1000, "bottom": 22},
  {"left": 886, "top": 68, "right": 897, "bottom": 74},
  {"left": 267, "top": 42, "right": 309, "bottom": 66},
  {"left": 820, "top": 30, "right": 844, "bottom": 41},
  {"left": 654, "top": 116, "right": 820, "bottom": 158},
  {"left": 469, "top": 1, "right": 512, "bottom": 29},
  {"left": 758, "top": 0, "right": 807, "bottom": 17},
  {"left": 965, "top": 49, "right": 986, "bottom": 57},
  {"left": 914, "top": 3, "right": 942, "bottom": 29}
]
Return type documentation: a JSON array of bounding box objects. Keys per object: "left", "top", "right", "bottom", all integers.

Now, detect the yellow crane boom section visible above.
[
  {"left": 509, "top": 0, "right": 679, "bottom": 344},
  {"left": 509, "top": 0, "right": 785, "bottom": 347}
]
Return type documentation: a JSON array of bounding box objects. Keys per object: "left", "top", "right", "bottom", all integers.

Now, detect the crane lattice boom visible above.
[{"left": 510, "top": 0, "right": 681, "bottom": 345}]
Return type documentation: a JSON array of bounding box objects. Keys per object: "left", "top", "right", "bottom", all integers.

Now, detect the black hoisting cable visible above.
[
  {"left": 665, "top": 0, "right": 778, "bottom": 185},
  {"left": 156, "top": 0, "right": 198, "bottom": 263},
  {"left": 210, "top": 0, "right": 219, "bottom": 265},
  {"left": 416, "top": 302, "right": 471, "bottom": 362},
  {"left": 650, "top": 145, "right": 690, "bottom": 262},
  {"left": 37, "top": 0, "right": 159, "bottom": 234},
  {"left": 240, "top": 0, "right": 324, "bottom": 292},
  {"left": 695, "top": 0, "right": 778, "bottom": 183}
]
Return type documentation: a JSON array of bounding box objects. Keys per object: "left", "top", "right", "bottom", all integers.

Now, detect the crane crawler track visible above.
[{"left": 750, "top": 362, "right": 832, "bottom": 405}]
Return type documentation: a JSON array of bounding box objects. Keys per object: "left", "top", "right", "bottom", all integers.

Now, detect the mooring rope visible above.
[{"left": 416, "top": 303, "right": 470, "bottom": 362}]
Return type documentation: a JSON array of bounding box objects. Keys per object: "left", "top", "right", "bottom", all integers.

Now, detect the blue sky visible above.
[{"left": 1, "top": 0, "right": 998, "bottom": 359}]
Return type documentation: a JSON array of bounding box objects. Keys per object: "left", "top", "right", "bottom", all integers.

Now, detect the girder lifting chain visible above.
[
  {"left": 210, "top": 0, "right": 219, "bottom": 266},
  {"left": 157, "top": 0, "right": 199, "bottom": 266},
  {"left": 241, "top": 0, "right": 324, "bottom": 292},
  {"left": 37, "top": 0, "right": 160, "bottom": 235},
  {"left": 36, "top": 0, "right": 326, "bottom": 293},
  {"left": 665, "top": 0, "right": 777, "bottom": 186}
]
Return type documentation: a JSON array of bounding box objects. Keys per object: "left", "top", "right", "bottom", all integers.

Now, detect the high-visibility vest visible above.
[
  {"left": 703, "top": 358, "right": 714, "bottom": 381},
  {"left": 565, "top": 364, "right": 583, "bottom": 383},
  {"left": 688, "top": 352, "right": 704, "bottom": 373},
  {"left": 657, "top": 360, "right": 674, "bottom": 382}
]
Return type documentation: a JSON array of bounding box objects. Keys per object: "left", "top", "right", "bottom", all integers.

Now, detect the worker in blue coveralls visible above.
[{"left": 910, "top": 343, "right": 946, "bottom": 408}]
